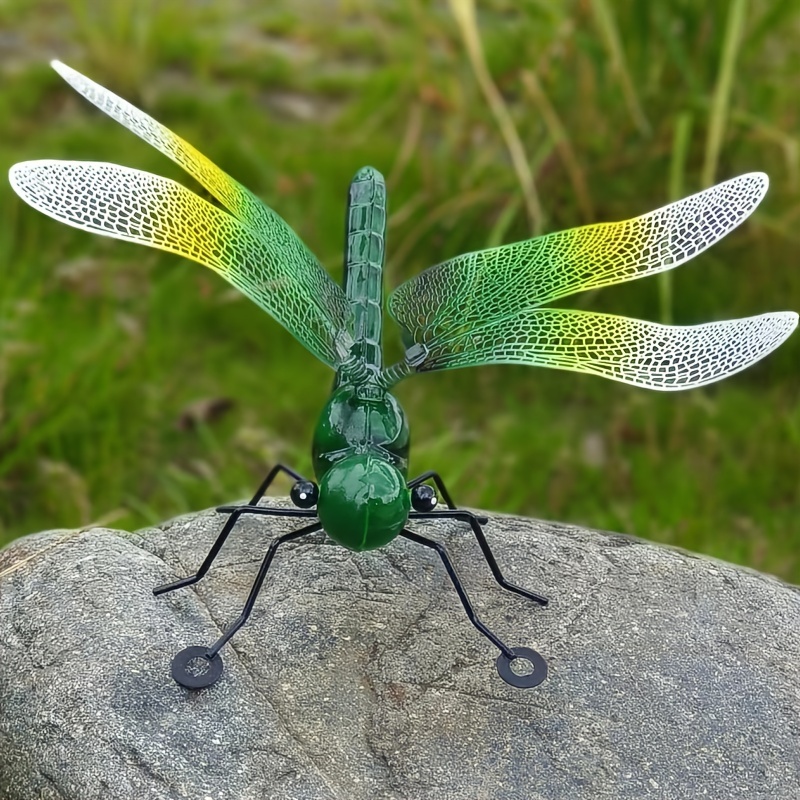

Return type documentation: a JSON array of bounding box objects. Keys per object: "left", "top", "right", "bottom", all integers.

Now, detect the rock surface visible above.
[{"left": 1, "top": 499, "right": 799, "bottom": 799}]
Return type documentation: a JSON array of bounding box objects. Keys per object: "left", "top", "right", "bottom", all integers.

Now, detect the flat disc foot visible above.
[
  {"left": 496, "top": 646, "right": 547, "bottom": 688},
  {"left": 171, "top": 646, "right": 224, "bottom": 689}
]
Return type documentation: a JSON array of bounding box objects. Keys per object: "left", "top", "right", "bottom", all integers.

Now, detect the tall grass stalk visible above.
[
  {"left": 521, "top": 69, "right": 594, "bottom": 223},
  {"left": 701, "top": 0, "right": 748, "bottom": 187},
  {"left": 447, "top": 0, "right": 544, "bottom": 234},
  {"left": 589, "top": 0, "right": 650, "bottom": 137},
  {"left": 660, "top": 111, "right": 693, "bottom": 325}
]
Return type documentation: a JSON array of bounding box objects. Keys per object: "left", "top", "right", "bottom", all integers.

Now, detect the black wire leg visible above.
[
  {"left": 408, "top": 471, "right": 548, "bottom": 606},
  {"left": 400, "top": 528, "right": 546, "bottom": 688},
  {"left": 170, "top": 521, "right": 322, "bottom": 689},
  {"left": 153, "top": 463, "right": 312, "bottom": 596},
  {"left": 410, "top": 509, "right": 548, "bottom": 606}
]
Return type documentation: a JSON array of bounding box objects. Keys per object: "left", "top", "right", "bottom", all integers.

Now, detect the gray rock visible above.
[{"left": 1, "top": 499, "right": 799, "bottom": 799}]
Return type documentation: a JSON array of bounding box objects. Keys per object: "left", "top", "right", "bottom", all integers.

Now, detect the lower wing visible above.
[{"left": 408, "top": 308, "right": 798, "bottom": 390}]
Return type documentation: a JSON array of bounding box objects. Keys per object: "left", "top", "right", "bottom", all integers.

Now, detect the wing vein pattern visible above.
[
  {"left": 412, "top": 307, "right": 797, "bottom": 390},
  {"left": 45, "top": 61, "right": 350, "bottom": 367},
  {"left": 389, "top": 174, "right": 768, "bottom": 346},
  {"left": 9, "top": 160, "right": 349, "bottom": 366},
  {"left": 387, "top": 171, "right": 797, "bottom": 387}
]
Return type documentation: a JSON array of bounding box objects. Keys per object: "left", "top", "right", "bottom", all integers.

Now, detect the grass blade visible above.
[
  {"left": 590, "top": 0, "right": 651, "bottom": 136},
  {"left": 447, "top": 0, "right": 544, "bottom": 234},
  {"left": 521, "top": 69, "right": 594, "bottom": 223},
  {"left": 701, "top": 0, "right": 748, "bottom": 187},
  {"left": 660, "top": 111, "right": 694, "bottom": 324}
]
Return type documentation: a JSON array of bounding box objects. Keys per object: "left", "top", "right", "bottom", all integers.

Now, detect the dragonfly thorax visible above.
[
  {"left": 312, "top": 386, "right": 409, "bottom": 475},
  {"left": 312, "top": 386, "right": 410, "bottom": 551}
]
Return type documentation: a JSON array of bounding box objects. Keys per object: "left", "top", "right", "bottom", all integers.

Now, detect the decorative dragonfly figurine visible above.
[{"left": 9, "top": 62, "right": 797, "bottom": 691}]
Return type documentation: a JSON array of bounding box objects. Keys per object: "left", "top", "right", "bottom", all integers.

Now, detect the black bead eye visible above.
[
  {"left": 291, "top": 480, "right": 319, "bottom": 509},
  {"left": 411, "top": 484, "right": 437, "bottom": 512}
]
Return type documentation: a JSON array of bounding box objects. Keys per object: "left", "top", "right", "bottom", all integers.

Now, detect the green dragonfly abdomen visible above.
[
  {"left": 342, "top": 166, "right": 386, "bottom": 379},
  {"left": 316, "top": 453, "right": 410, "bottom": 551},
  {"left": 312, "top": 385, "right": 410, "bottom": 551}
]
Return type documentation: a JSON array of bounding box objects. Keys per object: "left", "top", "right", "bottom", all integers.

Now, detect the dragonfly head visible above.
[{"left": 317, "top": 453, "right": 410, "bottom": 552}]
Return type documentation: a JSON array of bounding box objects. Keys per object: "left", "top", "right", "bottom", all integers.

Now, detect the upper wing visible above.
[
  {"left": 389, "top": 174, "right": 768, "bottom": 348},
  {"left": 51, "top": 61, "right": 278, "bottom": 233},
  {"left": 24, "top": 61, "right": 351, "bottom": 367},
  {"left": 408, "top": 307, "right": 798, "bottom": 390},
  {"left": 9, "top": 160, "right": 351, "bottom": 366}
]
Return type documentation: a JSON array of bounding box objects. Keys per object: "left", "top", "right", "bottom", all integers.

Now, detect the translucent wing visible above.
[
  {"left": 9, "top": 160, "right": 351, "bottom": 366},
  {"left": 389, "top": 174, "right": 768, "bottom": 349},
  {"left": 51, "top": 61, "right": 276, "bottom": 232},
  {"left": 26, "top": 61, "right": 351, "bottom": 367},
  {"left": 412, "top": 308, "right": 798, "bottom": 390}
]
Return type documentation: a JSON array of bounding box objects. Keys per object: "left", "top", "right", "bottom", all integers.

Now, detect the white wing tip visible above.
[
  {"left": 10, "top": 159, "right": 56, "bottom": 182},
  {"left": 735, "top": 310, "right": 798, "bottom": 343},
  {"left": 737, "top": 170, "right": 768, "bottom": 183},
  {"left": 8, "top": 161, "right": 32, "bottom": 191},
  {"left": 50, "top": 60, "right": 86, "bottom": 86},
  {"left": 723, "top": 171, "right": 769, "bottom": 203},
  {"left": 662, "top": 310, "right": 798, "bottom": 392},
  {"left": 9, "top": 160, "right": 61, "bottom": 207},
  {"left": 772, "top": 310, "right": 799, "bottom": 333}
]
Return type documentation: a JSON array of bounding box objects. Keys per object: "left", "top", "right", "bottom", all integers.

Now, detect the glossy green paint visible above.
[
  {"left": 312, "top": 167, "right": 412, "bottom": 551},
  {"left": 341, "top": 166, "right": 386, "bottom": 378},
  {"left": 317, "top": 453, "right": 410, "bottom": 551},
  {"left": 312, "top": 384, "right": 411, "bottom": 550},
  {"left": 312, "top": 386, "right": 410, "bottom": 475}
]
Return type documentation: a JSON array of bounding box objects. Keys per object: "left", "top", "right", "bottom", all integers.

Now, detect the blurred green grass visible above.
[{"left": 0, "top": 0, "right": 798, "bottom": 579}]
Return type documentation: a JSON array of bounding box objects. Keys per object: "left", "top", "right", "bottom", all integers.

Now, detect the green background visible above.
[{"left": 1, "top": 0, "right": 798, "bottom": 579}]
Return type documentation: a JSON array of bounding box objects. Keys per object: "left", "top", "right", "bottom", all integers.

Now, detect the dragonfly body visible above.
[
  {"left": 9, "top": 61, "right": 797, "bottom": 690},
  {"left": 312, "top": 166, "right": 413, "bottom": 551}
]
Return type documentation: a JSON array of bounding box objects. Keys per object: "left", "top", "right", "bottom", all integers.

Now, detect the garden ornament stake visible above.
[{"left": 9, "top": 61, "right": 798, "bottom": 690}]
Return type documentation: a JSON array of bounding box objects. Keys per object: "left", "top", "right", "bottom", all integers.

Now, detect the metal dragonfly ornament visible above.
[{"left": 9, "top": 62, "right": 798, "bottom": 691}]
